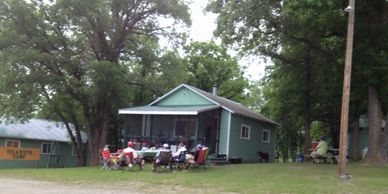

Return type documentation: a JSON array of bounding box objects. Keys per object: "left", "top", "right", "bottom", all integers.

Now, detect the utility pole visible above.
[{"left": 338, "top": 0, "right": 355, "bottom": 179}]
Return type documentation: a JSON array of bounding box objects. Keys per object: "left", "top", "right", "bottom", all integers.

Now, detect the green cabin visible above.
[
  {"left": 119, "top": 84, "right": 277, "bottom": 163},
  {"left": 0, "top": 118, "right": 87, "bottom": 168},
  {"left": 348, "top": 115, "right": 386, "bottom": 160}
]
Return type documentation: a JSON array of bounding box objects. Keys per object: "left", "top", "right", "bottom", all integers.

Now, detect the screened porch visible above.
[{"left": 122, "top": 108, "right": 220, "bottom": 154}]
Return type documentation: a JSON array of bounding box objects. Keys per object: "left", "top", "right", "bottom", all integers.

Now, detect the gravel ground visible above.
[{"left": 0, "top": 178, "right": 209, "bottom": 194}]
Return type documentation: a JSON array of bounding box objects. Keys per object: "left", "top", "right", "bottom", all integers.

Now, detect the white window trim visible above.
[
  {"left": 5, "top": 139, "right": 21, "bottom": 148},
  {"left": 173, "top": 118, "right": 198, "bottom": 138},
  {"left": 72, "top": 145, "right": 77, "bottom": 156},
  {"left": 262, "top": 129, "right": 270, "bottom": 143},
  {"left": 240, "top": 124, "right": 251, "bottom": 140},
  {"left": 41, "top": 142, "right": 53, "bottom": 155}
]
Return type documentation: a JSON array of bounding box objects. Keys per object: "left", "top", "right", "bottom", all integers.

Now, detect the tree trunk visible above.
[
  {"left": 86, "top": 116, "right": 109, "bottom": 165},
  {"left": 330, "top": 124, "right": 340, "bottom": 148},
  {"left": 303, "top": 56, "right": 312, "bottom": 155},
  {"left": 352, "top": 115, "right": 360, "bottom": 160},
  {"left": 363, "top": 86, "right": 382, "bottom": 164},
  {"left": 379, "top": 111, "right": 388, "bottom": 163},
  {"left": 87, "top": 126, "right": 105, "bottom": 166}
]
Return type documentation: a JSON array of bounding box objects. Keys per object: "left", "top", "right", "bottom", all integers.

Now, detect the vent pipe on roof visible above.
[{"left": 212, "top": 86, "right": 217, "bottom": 95}]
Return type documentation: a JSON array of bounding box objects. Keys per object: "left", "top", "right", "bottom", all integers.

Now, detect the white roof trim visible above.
[
  {"left": 226, "top": 111, "right": 231, "bottom": 160},
  {"left": 119, "top": 110, "right": 198, "bottom": 115},
  {"left": 183, "top": 84, "right": 235, "bottom": 114}
]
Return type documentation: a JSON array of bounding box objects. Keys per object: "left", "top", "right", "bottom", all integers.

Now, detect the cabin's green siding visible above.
[
  {"left": 348, "top": 129, "right": 368, "bottom": 159},
  {"left": 228, "top": 115, "right": 276, "bottom": 162},
  {"left": 0, "top": 138, "right": 78, "bottom": 168},
  {"left": 155, "top": 88, "right": 215, "bottom": 106},
  {"left": 218, "top": 109, "right": 230, "bottom": 155}
]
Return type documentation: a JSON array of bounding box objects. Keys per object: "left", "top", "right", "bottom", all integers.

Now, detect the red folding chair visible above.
[
  {"left": 193, "top": 147, "right": 209, "bottom": 169},
  {"left": 100, "top": 150, "right": 112, "bottom": 171},
  {"left": 124, "top": 151, "right": 144, "bottom": 170}
]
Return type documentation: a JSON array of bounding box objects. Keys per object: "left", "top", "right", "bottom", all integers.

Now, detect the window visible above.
[
  {"left": 5, "top": 139, "right": 20, "bottom": 148},
  {"left": 72, "top": 145, "right": 77, "bottom": 156},
  {"left": 41, "top": 142, "right": 52, "bottom": 154},
  {"left": 262, "top": 129, "right": 270, "bottom": 143},
  {"left": 240, "top": 124, "right": 251, "bottom": 140}
]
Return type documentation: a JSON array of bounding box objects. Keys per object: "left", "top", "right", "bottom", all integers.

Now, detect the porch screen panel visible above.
[
  {"left": 173, "top": 115, "right": 197, "bottom": 148},
  {"left": 126, "top": 115, "right": 142, "bottom": 139},
  {"left": 197, "top": 109, "right": 221, "bottom": 154},
  {"left": 151, "top": 115, "right": 173, "bottom": 145}
]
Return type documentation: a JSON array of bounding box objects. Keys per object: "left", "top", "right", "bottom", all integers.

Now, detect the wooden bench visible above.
[{"left": 304, "top": 154, "right": 337, "bottom": 164}]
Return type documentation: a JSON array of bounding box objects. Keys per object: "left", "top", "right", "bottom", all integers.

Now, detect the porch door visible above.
[{"left": 207, "top": 117, "right": 219, "bottom": 154}]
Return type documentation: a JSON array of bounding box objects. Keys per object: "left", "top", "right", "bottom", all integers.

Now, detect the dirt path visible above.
[{"left": 0, "top": 178, "right": 210, "bottom": 194}]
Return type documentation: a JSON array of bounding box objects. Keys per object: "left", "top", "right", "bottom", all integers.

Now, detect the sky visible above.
[{"left": 189, "top": 0, "right": 268, "bottom": 81}]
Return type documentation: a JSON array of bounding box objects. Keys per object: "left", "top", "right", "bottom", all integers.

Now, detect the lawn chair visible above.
[
  {"left": 100, "top": 150, "right": 112, "bottom": 171},
  {"left": 124, "top": 151, "right": 144, "bottom": 170},
  {"left": 192, "top": 147, "right": 209, "bottom": 169},
  {"left": 152, "top": 151, "right": 172, "bottom": 172},
  {"left": 111, "top": 154, "right": 126, "bottom": 170},
  {"left": 172, "top": 150, "right": 188, "bottom": 170}
]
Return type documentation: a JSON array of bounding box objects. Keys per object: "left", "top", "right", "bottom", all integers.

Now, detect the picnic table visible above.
[
  {"left": 136, "top": 150, "right": 158, "bottom": 161},
  {"left": 305, "top": 148, "right": 339, "bottom": 164},
  {"left": 136, "top": 150, "right": 158, "bottom": 157}
]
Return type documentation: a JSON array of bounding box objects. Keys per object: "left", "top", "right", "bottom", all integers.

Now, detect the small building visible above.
[
  {"left": 348, "top": 115, "right": 386, "bottom": 159},
  {"left": 0, "top": 118, "right": 87, "bottom": 168},
  {"left": 119, "top": 84, "right": 277, "bottom": 163}
]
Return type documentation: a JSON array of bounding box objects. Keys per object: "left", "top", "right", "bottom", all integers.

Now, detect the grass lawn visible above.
[{"left": 0, "top": 162, "right": 387, "bottom": 193}]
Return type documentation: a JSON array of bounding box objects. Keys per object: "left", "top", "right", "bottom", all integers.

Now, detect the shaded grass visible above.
[{"left": 0, "top": 162, "right": 387, "bottom": 193}]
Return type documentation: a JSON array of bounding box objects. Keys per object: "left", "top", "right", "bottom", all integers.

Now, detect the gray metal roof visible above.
[
  {"left": 119, "top": 105, "right": 220, "bottom": 115},
  {"left": 0, "top": 118, "right": 87, "bottom": 143}
]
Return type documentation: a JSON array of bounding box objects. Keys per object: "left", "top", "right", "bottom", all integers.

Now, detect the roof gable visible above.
[{"left": 150, "top": 86, "right": 216, "bottom": 106}]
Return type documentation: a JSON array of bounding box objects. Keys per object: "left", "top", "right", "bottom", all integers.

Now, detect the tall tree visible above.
[
  {"left": 128, "top": 36, "right": 189, "bottom": 105},
  {"left": 0, "top": 0, "right": 190, "bottom": 165},
  {"left": 354, "top": 0, "right": 388, "bottom": 164},
  {"left": 207, "top": 0, "right": 347, "bottom": 155},
  {"left": 184, "top": 41, "right": 248, "bottom": 101}
]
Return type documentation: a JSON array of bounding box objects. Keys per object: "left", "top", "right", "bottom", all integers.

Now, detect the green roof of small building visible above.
[{"left": 0, "top": 118, "right": 87, "bottom": 143}]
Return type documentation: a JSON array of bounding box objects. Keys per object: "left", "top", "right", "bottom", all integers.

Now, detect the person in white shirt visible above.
[
  {"left": 123, "top": 141, "right": 139, "bottom": 167},
  {"left": 155, "top": 143, "right": 171, "bottom": 158},
  {"left": 172, "top": 142, "right": 187, "bottom": 158},
  {"left": 123, "top": 141, "right": 138, "bottom": 158}
]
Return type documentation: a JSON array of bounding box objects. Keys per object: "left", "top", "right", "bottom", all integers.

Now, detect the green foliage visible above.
[
  {"left": 184, "top": 41, "right": 249, "bottom": 101},
  {"left": 127, "top": 35, "right": 189, "bottom": 105},
  {"left": 0, "top": 0, "right": 191, "bottom": 165},
  {"left": 242, "top": 81, "right": 265, "bottom": 112},
  {"left": 310, "top": 121, "right": 331, "bottom": 140},
  {"left": 208, "top": 0, "right": 388, "bottom": 161}
]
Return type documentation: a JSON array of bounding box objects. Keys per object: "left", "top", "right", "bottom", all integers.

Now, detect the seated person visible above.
[
  {"left": 113, "top": 149, "right": 125, "bottom": 166},
  {"left": 172, "top": 142, "right": 187, "bottom": 158},
  {"left": 141, "top": 142, "right": 149, "bottom": 151},
  {"left": 148, "top": 143, "right": 157, "bottom": 150},
  {"left": 100, "top": 145, "right": 112, "bottom": 169},
  {"left": 310, "top": 135, "right": 328, "bottom": 159},
  {"left": 154, "top": 143, "right": 171, "bottom": 162},
  {"left": 193, "top": 144, "right": 202, "bottom": 160},
  {"left": 101, "top": 145, "right": 111, "bottom": 160},
  {"left": 123, "top": 141, "right": 142, "bottom": 167},
  {"left": 152, "top": 143, "right": 172, "bottom": 171}
]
